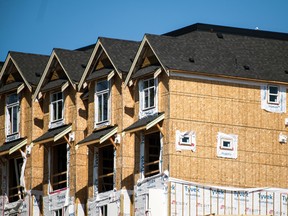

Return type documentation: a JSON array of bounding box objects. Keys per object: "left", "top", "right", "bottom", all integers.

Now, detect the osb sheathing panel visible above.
[{"left": 168, "top": 77, "right": 288, "bottom": 188}]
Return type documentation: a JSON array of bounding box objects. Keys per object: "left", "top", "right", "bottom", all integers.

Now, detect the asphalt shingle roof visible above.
[
  {"left": 0, "top": 81, "right": 23, "bottom": 94},
  {"left": 54, "top": 49, "right": 92, "bottom": 83},
  {"left": 99, "top": 38, "right": 140, "bottom": 73},
  {"left": 144, "top": 30, "right": 288, "bottom": 83},
  {"left": 77, "top": 126, "right": 117, "bottom": 145},
  {"left": 9, "top": 52, "right": 49, "bottom": 86},
  {"left": 86, "top": 68, "right": 112, "bottom": 82},
  {"left": 124, "top": 112, "right": 164, "bottom": 132},
  {"left": 0, "top": 137, "right": 26, "bottom": 153},
  {"left": 33, "top": 124, "right": 71, "bottom": 143}
]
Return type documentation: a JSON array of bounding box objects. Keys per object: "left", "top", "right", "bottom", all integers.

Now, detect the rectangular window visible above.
[
  {"left": 144, "top": 132, "right": 160, "bottom": 178},
  {"left": 143, "top": 78, "right": 155, "bottom": 110},
  {"left": 95, "top": 80, "right": 110, "bottom": 125},
  {"left": 51, "top": 144, "right": 67, "bottom": 191},
  {"left": 98, "top": 145, "right": 114, "bottom": 193},
  {"left": 50, "top": 92, "right": 64, "bottom": 128},
  {"left": 220, "top": 139, "right": 233, "bottom": 150},
  {"left": 53, "top": 209, "right": 63, "bottom": 216},
  {"left": 268, "top": 85, "right": 279, "bottom": 104},
  {"left": 180, "top": 135, "right": 191, "bottom": 145},
  {"left": 8, "top": 157, "right": 24, "bottom": 202},
  {"left": 6, "top": 93, "right": 20, "bottom": 141}
]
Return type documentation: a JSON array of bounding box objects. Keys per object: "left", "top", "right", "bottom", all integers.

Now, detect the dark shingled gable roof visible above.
[
  {"left": 54, "top": 48, "right": 92, "bottom": 83},
  {"left": 99, "top": 37, "right": 140, "bottom": 73},
  {"left": 145, "top": 28, "right": 288, "bottom": 83},
  {"left": 9, "top": 51, "right": 49, "bottom": 86}
]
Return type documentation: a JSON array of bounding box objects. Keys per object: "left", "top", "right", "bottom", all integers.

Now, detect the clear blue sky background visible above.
[{"left": 0, "top": 0, "right": 287, "bottom": 61}]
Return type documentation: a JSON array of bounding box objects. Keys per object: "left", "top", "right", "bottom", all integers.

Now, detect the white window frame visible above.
[
  {"left": 49, "top": 91, "right": 64, "bottom": 129},
  {"left": 5, "top": 93, "right": 20, "bottom": 142},
  {"left": 139, "top": 77, "right": 158, "bottom": 118},
  {"left": 94, "top": 80, "right": 110, "bottom": 128},
  {"left": 267, "top": 85, "right": 279, "bottom": 104}
]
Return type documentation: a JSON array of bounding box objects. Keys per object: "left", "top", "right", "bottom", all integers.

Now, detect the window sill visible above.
[
  {"left": 49, "top": 120, "right": 65, "bottom": 129},
  {"left": 6, "top": 133, "right": 20, "bottom": 143}
]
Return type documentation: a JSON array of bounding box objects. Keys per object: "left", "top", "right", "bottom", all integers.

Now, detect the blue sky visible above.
[{"left": 0, "top": 0, "right": 287, "bottom": 61}]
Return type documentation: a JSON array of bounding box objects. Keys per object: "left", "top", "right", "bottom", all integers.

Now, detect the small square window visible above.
[
  {"left": 180, "top": 136, "right": 191, "bottom": 145},
  {"left": 268, "top": 85, "right": 279, "bottom": 104},
  {"left": 220, "top": 139, "right": 233, "bottom": 150}
]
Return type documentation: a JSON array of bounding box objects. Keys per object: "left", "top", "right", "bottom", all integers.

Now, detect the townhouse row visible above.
[{"left": 1, "top": 23, "right": 288, "bottom": 215}]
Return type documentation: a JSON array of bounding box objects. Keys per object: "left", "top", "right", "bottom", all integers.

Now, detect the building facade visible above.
[{"left": 0, "top": 23, "right": 288, "bottom": 215}]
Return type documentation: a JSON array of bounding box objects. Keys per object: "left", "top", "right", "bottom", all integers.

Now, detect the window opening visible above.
[
  {"left": 95, "top": 80, "right": 109, "bottom": 125},
  {"left": 6, "top": 93, "right": 20, "bottom": 141},
  {"left": 50, "top": 92, "right": 64, "bottom": 127},
  {"left": 144, "top": 132, "right": 160, "bottom": 178},
  {"left": 100, "top": 205, "right": 107, "bottom": 216},
  {"left": 220, "top": 139, "right": 233, "bottom": 150},
  {"left": 8, "top": 157, "right": 24, "bottom": 202},
  {"left": 143, "top": 78, "right": 155, "bottom": 110},
  {"left": 268, "top": 85, "right": 279, "bottom": 104},
  {"left": 98, "top": 145, "right": 114, "bottom": 192},
  {"left": 53, "top": 209, "right": 63, "bottom": 216},
  {"left": 51, "top": 144, "right": 67, "bottom": 191}
]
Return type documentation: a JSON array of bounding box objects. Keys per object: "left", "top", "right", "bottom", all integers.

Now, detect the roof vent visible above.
[
  {"left": 216, "top": 32, "right": 224, "bottom": 39},
  {"left": 189, "top": 57, "right": 195, "bottom": 63},
  {"left": 243, "top": 65, "right": 250, "bottom": 70},
  {"left": 35, "top": 72, "right": 41, "bottom": 77},
  {"left": 130, "top": 58, "right": 134, "bottom": 63},
  {"left": 285, "top": 70, "right": 288, "bottom": 74},
  {"left": 81, "top": 64, "right": 86, "bottom": 68}
]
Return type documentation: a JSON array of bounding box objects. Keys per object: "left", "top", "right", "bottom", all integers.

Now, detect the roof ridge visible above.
[{"left": 163, "top": 23, "right": 288, "bottom": 41}]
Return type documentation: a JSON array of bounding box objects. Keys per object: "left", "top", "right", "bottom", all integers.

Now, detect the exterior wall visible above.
[{"left": 168, "top": 75, "right": 288, "bottom": 188}]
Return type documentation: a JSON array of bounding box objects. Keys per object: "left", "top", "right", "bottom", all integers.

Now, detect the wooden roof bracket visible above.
[
  {"left": 109, "top": 137, "right": 117, "bottom": 149},
  {"left": 156, "top": 123, "right": 164, "bottom": 136},
  {"left": 64, "top": 135, "right": 73, "bottom": 148}
]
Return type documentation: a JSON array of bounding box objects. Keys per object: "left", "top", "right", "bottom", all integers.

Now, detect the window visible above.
[
  {"left": 220, "top": 139, "right": 233, "bottom": 150},
  {"left": 53, "top": 209, "right": 63, "bottom": 216},
  {"left": 143, "top": 78, "right": 155, "bottom": 110},
  {"left": 144, "top": 132, "right": 160, "bottom": 178},
  {"left": 50, "top": 92, "right": 64, "bottom": 128},
  {"left": 268, "top": 85, "right": 279, "bottom": 104},
  {"left": 95, "top": 80, "right": 110, "bottom": 126},
  {"left": 217, "top": 132, "right": 238, "bottom": 159},
  {"left": 139, "top": 78, "right": 158, "bottom": 118},
  {"left": 6, "top": 93, "right": 20, "bottom": 141},
  {"left": 51, "top": 144, "right": 67, "bottom": 191},
  {"left": 98, "top": 145, "right": 114, "bottom": 193},
  {"left": 8, "top": 157, "right": 24, "bottom": 202}
]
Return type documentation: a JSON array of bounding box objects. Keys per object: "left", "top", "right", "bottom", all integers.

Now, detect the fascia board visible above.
[
  {"left": 124, "top": 36, "right": 148, "bottom": 87},
  {"left": 9, "top": 139, "right": 28, "bottom": 155},
  {"left": 54, "top": 53, "right": 76, "bottom": 90},
  {"left": 99, "top": 127, "right": 118, "bottom": 144},
  {"left": 99, "top": 40, "right": 122, "bottom": 80},
  {"left": 144, "top": 38, "right": 168, "bottom": 76},
  {"left": 11, "top": 58, "right": 32, "bottom": 92},
  {"left": 146, "top": 113, "right": 165, "bottom": 130},
  {"left": 78, "top": 41, "right": 101, "bottom": 91},
  {"left": 0, "top": 53, "right": 11, "bottom": 80},
  {"left": 33, "top": 51, "right": 56, "bottom": 101},
  {"left": 54, "top": 125, "right": 72, "bottom": 142}
]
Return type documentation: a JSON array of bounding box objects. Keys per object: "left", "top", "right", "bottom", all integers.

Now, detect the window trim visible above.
[
  {"left": 5, "top": 93, "right": 20, "bottom": 142},
  {"left": 94, "top": 80, "right": 111, "bottom": 128},
  {"left": 267, "top": 85, "right": 280, "bottom": 105},
  {"left": 139, "top": 77, "right": 158, "bottom": 118},
  {"left": 49, "top": 91, "right": 64, "bottom": 129}
]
